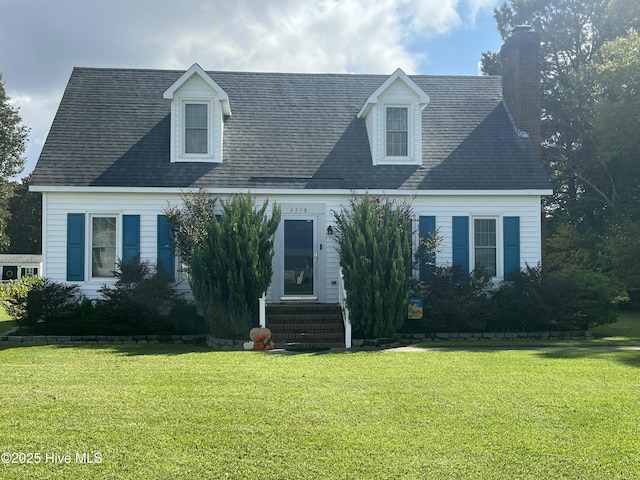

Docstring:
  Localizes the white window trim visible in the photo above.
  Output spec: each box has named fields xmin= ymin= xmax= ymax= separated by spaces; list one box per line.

xmin=170 ymin=96 xmax=223 ymax=164
xmin=183 ymin=102 xmax=209 ymax=156
xmin=175 ymin=98 xmax=222 ymax=162
xmin=88 ymin=213 xmax=121 ymax=282
xmin=377 ymin=103 xmax=421 ymax=166
xmin=385 ymin=105 xmax=410 ymax=159
xmin=470 ymin=215 xmax=503 ymax=280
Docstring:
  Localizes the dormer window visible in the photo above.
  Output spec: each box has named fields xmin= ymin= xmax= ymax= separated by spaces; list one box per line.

xmin=386 ymin=106 xmax=408 ymax=157
xmin=358 ymin=68 xmax=429 ymax=166
xmin=163 ymin=63 xmax=231 ymax=164
xmin=185 ymin=103 xmax=208 ymax=154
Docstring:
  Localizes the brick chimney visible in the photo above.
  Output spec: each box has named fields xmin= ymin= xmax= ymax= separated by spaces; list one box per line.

xmin=500 ymin=25 xmax=542 ymax=157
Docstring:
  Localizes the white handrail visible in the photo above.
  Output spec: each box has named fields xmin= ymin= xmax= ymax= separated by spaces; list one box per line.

xmin=258 ymin=293 xmax=266 ymax=328
xmin=338 ymin=266 xmax=352 ymax=348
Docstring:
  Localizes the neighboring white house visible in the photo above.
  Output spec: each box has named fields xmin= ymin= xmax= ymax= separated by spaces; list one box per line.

xmin=0 ymin=255 xmax=42 ymax=282
xmin=30 ymin=27 xmax=551 ymax=307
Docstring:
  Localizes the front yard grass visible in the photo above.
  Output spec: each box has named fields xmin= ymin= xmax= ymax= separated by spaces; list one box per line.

xmin=0 ymin=305 xmax=15 ymax=334
xmin=0 ymin=343 xmax=638 ymax=479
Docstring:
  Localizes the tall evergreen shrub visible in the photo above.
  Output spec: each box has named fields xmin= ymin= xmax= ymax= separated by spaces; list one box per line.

xmin=186 ymin=193 xmax=280 ymax=338
xmin=334 ymin=194 xmax=412 ymax=338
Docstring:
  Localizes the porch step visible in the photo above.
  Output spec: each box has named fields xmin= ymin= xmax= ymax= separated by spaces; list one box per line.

xmin=266 ymin=304 xmax=345 ymax=350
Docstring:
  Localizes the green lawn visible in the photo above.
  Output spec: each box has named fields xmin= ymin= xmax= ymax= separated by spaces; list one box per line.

xmin=0 ymin=343 xmax=638 ymax=479
xmin=0 ymin=305 xmax=15 ymax=334
xmin=591 ymin=310 xmax=640 ymax=340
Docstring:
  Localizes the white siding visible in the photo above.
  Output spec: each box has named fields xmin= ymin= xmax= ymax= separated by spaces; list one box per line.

xmin=43 ymin=191 xmax=544 ymax=301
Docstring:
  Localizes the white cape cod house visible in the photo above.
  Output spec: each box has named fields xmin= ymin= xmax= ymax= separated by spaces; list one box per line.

xmin=30 ymin=27 xmax=551 ymax=348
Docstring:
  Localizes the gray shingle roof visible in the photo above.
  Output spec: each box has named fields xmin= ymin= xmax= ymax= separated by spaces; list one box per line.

xmin=31 ymin=67 xmax=552 ymax=191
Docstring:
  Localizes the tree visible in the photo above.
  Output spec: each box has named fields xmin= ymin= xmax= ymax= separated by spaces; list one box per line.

xmin=164 ymin=188 xmax=217 ymax=262
xmin=0 ymin=180 xmax=12 ymax=251
xmin=165 ymin=192 xmax=281 ymax=338
xmin=482 ymin=1 xmax=640 ymax=228
xmin=6 ymin=174 xmax=41 ymax=253
xmin=590 ymin=29 xmax=640 ymax=220
xmin=0 ymin=73 xmax=29 ymax=179
xmin=0 ymin=73 xmax=30 ymax=252
xmin=334 ymin=194 xmax=413 ymax=339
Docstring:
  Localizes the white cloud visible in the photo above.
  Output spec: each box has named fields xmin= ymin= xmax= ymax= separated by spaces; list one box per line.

xmin=465 ymin=0 xmax=499 ymax=24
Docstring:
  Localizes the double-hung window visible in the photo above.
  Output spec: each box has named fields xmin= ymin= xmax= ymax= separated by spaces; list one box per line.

xmin=91 ymin=216 xmax=117 ymax=278
xmin=386 ymin=107 xmax=408 ymax=157
xmin=184 ymin=103 xmax=208 ymax=154
xmin=473 ymin=218 xmax=497 ymax=277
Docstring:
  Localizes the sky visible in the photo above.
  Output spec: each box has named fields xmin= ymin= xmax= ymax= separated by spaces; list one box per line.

xmin=0 ymin=0 xmax=504 ymax=177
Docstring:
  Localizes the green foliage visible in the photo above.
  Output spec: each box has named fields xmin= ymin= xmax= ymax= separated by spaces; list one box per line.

xmin=0 ymin=73 xmax=29 ymax=179
xmin=0 ymin=180 xmax=14 ymax=252
xmin=483 ymin=2 xmax=640 ymax=319
xmin=96 ymin=256 xmax=202 ymax=335
xmin=601 ymin=222 xmax=640 ymax=305
xmin=492 ymin=265 xmax=627 ymax=331
xmin=6 ymin=174 xmax=41 ymax=254
xmin=0 ymin=259 xmax=203 ymax=335
xmin=177 ymin=193 xmax=280 ymax=339
xmin=414 ymin=264 xmax=626 ymax=333
xmin=593 ymin=30 xmax=640 ymax=162
xmin=485 ymin=1 xmax=640 ymax=225
xmin=0 ymin=275 xmax=43 ymax=324
xmin=334 ymin=194 xmax=412 ymax=338
xmin=417 ymin=266 xmax=494 ymax=333
xmin=163 ymin=188 xmax=217 ymax=262
xmin=0 ymin=276 xmax=85 ymax=335
xmin=545 ymin=223 xmax=593 ymax=271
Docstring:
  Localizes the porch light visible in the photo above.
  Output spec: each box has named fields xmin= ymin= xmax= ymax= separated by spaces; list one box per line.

xmin=326 ymin=225 xmax=334 ymax=236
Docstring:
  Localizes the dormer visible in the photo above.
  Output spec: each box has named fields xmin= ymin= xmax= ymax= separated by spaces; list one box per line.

xmin=358 ymin=68 xmax=429 ymax=166
xmin=163 ymin=63 xmax=231 ymax=163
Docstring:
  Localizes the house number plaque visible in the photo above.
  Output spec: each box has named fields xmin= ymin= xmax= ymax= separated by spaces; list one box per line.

xmin=281 ymin=203 xmax=325 ymax=215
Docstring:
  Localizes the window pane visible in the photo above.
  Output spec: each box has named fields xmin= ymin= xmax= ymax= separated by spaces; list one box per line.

xmin=387 ymin=107 xmax=407 ymax=130
xmin=186 ymin=129 xmax=208 ymax=154
xmin=185 ymin=104 xmax=207 ymax=128
xmin=92 ymin=217 xmax=116 ymax=277
xmin=386 ymin=107 xmax=408 ymax=156
xmin=474 ymin=219 xmax=496 ymax=276
xmin=185 ymin=104 xmax=208 ymax=154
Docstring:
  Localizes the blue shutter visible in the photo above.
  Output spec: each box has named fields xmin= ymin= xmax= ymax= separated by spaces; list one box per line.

xmin=157 ymin=215 xmax=175 ymax=281
xmin=67 ymin=213 xmax=85 ymax=281
xmin=452 ymin=216 xmax=469 ymax=275
xmin=122 ymin=215 xmax=141 ymax=264
xmin=503 ymin=216 xmax=520 ymax=281
xmin=418 ymin=216 xmax=436 ymax=281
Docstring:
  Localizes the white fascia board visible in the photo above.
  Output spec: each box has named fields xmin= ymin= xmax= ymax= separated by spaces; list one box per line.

xmin=163 ymin=63 xmax=231 ymax=116
xmin=30 ymin=185 xmax=553 ymax=197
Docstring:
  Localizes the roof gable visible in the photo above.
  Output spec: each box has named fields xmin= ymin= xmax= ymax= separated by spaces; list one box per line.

xmin=357 ymin=68 xmax=430 ymax=119
xmin=163 ymin=63 xmax=231 ymax=116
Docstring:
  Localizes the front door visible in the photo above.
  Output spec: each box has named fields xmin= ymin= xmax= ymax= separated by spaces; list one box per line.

xmin=282 ymin=218 xmax=317 ymax=300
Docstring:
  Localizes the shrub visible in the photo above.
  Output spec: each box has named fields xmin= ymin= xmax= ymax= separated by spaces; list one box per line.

xmin=491 ymin=265 xmax=627 ymax=331
xmin=416 ymin=265 xmax=495 ymax=333
xmin=0 ymin=275 xmax=43 ymax=323
xmin=0 ymin=276 xmax=86 ymax=334
xmin=334 ymin=194 xmax=412 ymax=338
xmin=95 ymin=256 xmax=200 ymax=335
xmin=169 ymin=192 xmax=280 ymax=339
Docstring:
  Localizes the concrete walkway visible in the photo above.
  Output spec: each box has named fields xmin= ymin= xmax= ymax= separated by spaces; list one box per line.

xmin=383 ymin=345 xmax=640 ymax=352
